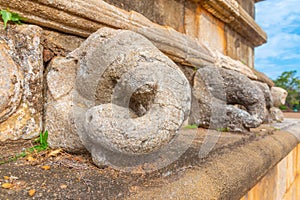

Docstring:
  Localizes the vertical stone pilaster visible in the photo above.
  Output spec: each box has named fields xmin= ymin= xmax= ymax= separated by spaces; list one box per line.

xmin=0 ymin=24 xmax=43 ymax=141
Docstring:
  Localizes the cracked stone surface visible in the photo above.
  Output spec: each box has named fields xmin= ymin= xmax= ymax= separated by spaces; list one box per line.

xmin=189 ymin=65 xmax=266 ymax=132
xmin=252 ymin=80 xmax=274 ymax=123
xmin=253 ymin=81 xmax=273 ymax=109
xmin=45 ymin=57 xmax=85 ymax=151
xmin=271 ymin=87 xmax=288 ymax=107
xmin=269 ymin=107 xmax=284 ymax=122
xmin=0 ymin=25 xmax=43 ymax=141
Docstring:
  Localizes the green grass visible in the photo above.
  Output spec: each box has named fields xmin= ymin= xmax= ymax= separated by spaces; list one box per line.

xmin=28 ymin=130 xmax=49 ymax=152
xmin=0 ymin=131 xmax=49 ymax=165
xmin=183 ymin=124 xmax=198 ymax=129
xmin=216 ymin=127 xmax=229 ymax=132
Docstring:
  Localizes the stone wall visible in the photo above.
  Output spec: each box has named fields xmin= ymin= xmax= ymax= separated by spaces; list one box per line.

xmin=241 ymin=143 xmax=300 ymax=200
xmin=236 ymin=0 xmax=255 ymax=18
xmin=103 ymin=0 xmax=264 ymax=67
xmin=103 ymin=0 xmax=186 ymax=33
xmin=0 ymin=0 xmax=266 ymax=69
xmin=0 ymin=22 xmax=84 ymax=142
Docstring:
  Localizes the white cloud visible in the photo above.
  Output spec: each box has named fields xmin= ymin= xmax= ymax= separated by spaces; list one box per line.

xmin=256 ymin=33 xmax=300 ymax=60
xmin=256 ymin=0 xmax=300 ymax=33
xmin=255 ymin=0 xmax=300 ymax=79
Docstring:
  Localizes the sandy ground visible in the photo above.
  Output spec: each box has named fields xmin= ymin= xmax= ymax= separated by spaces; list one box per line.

xmin=283 ymin=112 xmax=300 ymax=119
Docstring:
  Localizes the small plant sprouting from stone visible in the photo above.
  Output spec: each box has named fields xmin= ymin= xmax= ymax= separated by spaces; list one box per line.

xmin=216 ymin=127 xmax=229 ymax=132
xmin=271 ymin=126 xmax=281 ymax=131
xmin=29 ymin=130 xmax=49 ymax=152
xmin=183 ymin=124 xmax=198 ymax=129
xmin=0 ymin=9 xmax=23 ymax=29
xmin=0 ymin=131 xmax=49 ymax=165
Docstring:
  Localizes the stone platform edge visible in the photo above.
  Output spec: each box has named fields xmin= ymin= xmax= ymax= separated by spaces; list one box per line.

xmin=127 ymin=121 xmax=300 ymax=200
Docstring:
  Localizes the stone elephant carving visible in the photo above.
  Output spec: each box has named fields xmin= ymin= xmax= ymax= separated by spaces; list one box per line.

xmin=189 ymin=65 xmax=266 ymax=132
xmin=46 ymin=28 xmax=191 ymax=167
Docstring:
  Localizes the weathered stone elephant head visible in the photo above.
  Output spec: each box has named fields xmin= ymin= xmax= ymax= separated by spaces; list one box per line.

xmin=46 ymin=28 xmax=191 ymax=167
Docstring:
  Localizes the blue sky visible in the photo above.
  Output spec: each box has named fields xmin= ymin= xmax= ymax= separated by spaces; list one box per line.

xmin=255 ymin=0 xmax=300 ymax=80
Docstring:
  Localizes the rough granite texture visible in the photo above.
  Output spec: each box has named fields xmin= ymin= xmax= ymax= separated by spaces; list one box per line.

xmin=41 ymin=30 xmax=84 ymax=62
xmin=189 ymin=65 xmax=266 ymax=132
xmin=252 ymin=80 xmax=273 ymax=123
xmin=0 ymin=24 xmax=43 ymax=141
xmin=45 ymin=57 xmax=85 ymax=151
xmin=253 ymin=80 xmax=273 ymax=109
xmin=0 ymin=42 xmax=23 ymax=123
xmin=271 ymin=86 xmax=288 ymax=107
xmin=46 ymin=28 xmax=191 ymax=168
xmin=269 ymin=107 xmax=284 ymax=122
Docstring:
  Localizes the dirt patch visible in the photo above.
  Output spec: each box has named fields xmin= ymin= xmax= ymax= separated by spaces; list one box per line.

xmin=0 ymin=143 xmax=144 ymax=199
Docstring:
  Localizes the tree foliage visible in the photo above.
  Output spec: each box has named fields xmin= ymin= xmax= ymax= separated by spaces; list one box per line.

xmin=273 ymin=70 xmax=300 ymax=109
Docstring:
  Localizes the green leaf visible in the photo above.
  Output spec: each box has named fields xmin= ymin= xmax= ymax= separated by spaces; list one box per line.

xmin=39 ymin=132 xmax=44 ymax=144
xmin=11 ymin=12 xmax=22 ymax=22
xmin=40 ymin=131 xmax=48 ymax=148
xmin=0 ymin=10 xmax=23 ymax=29
xmin=36 ymin=130 xmax=49 ymax=150
xmin=17 ymin=152 xmax=27 ymax=158
xmin=43 ymin=131 xmax=48 ymax=146
xmin=0 ymin=10 xmax=12 ymax=28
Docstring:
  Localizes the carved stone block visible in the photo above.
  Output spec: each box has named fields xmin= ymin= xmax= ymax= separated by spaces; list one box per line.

xmin=46 ymin=28 xmax=191 ymax=167
xmin=252 ymin=81 xmax=273 ymax=109
xmin=269 ymin=107 xmax=284 ymax=123
xmin=45 ymin=57 xmax=85 ymax=151
xmin=271 ymin=87 xmax=288 ymax=107
xmin=0 ymin=25 xmax=43 ymax=141
xmin=189 ymin=65 xmax=265 ymax=132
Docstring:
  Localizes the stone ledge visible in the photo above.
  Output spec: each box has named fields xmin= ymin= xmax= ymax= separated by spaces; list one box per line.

xmin=127 ymin=125 xmax=299 ymax=200
xmin=195 ymin=0 xmax=267 ymax=46
xmin=273 ymin=119 xmax=300 ymax=141
xmin=0 ymin=0 xmax=265 ymax=81
xmin=0 ymin=0 xmax=214 ymax=66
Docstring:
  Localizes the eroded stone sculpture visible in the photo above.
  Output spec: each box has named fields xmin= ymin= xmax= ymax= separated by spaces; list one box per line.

xmin=189 ymin=66 xmax=266 ymax=132
xmin=268 ymin=87 xmax=288 ymax=122
xmin=45 ymin=57 xmax=85 ymax=151
xmin=269 ymin=107 xmax=284 ymax=122
xmin=271 ymin=87 xmax=288 ymax=107
xmin=252 ymin=81 xmax=273 ymax=123
xmin=253 ymin=81 xmax=273 ymax=109
xmin=0 ymin=25 xmax=43 ymax=141
xmin=46 ymin=28 xmax=191 ymax=166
